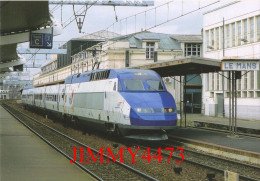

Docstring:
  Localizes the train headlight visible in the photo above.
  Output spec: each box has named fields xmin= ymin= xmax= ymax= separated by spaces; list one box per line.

xmin=163 ymin=108 xmax=176 ymax=113
xmin=136 ymin=108 xmax=142 ymax=113
xmin=135 ymin=108 xmax=153 ymax=113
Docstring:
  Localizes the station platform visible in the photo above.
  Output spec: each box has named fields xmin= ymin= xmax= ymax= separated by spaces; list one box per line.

xmin=0 ymin=105 xmax=96 ymax=181
xmin=184 ymin=113 xmax=260 ymax=130
xmin=169 ymin=127 xmax=260 ymax=153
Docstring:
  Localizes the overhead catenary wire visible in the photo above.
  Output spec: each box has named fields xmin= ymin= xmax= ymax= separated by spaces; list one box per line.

xmin=54 ymin=0 xmax=99 ymax=30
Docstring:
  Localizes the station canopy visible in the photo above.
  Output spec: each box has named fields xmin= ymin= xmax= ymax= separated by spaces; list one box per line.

xmin=130 ymin=56 xmax=221 ymax=77
xmin=0 ymin=1 xmax=51 ymax=68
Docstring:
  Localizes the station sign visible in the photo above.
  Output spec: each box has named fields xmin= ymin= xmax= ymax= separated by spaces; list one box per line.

xmin=221 ymin=59 xmax=259 ymax=71
xmin=30 ymin=33 xmax=53 ymax=49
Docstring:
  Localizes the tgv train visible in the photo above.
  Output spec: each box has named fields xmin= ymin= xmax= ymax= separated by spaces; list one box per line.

xmin=22 ymin=69 xmax=177 ymax=140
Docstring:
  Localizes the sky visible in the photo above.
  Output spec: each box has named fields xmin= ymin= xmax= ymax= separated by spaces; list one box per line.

xmin=51 ymin=0 xmax=225 ymax=42
xmin=24 ymin=0 xmax=235 ymax=77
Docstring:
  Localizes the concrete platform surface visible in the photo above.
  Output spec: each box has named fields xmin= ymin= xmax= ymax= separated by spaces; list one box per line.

xmin=0 ymin=106 xmax=96 ymax=181
xmin=169 ymin=128 xmax=260 ymax=153
xmin=184 ymin=113 xmax=260 ymax=130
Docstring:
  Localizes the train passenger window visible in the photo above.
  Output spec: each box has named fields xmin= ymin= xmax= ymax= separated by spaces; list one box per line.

xmin=147 ymin=80 xmax=164 ymax=91
xmin=97 ymin=72 xmax=101 ymax=80
xmin=101 ymin=72 xmax=104 ymax=79
xmin=90 ymin=73 xmax=94 ymax=81
xmin=93 ymin=73 xmax=97 ymax=80
xmin=124 ymin=80 xmax=145 ymax=91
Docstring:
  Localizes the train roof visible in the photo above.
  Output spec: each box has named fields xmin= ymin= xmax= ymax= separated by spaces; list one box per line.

xmin=65 ymin=69 xmax=160 ymax=84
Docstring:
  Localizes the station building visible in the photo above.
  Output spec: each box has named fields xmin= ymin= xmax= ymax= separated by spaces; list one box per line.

xmin=202 ymin=1 xmax=260 ymax=120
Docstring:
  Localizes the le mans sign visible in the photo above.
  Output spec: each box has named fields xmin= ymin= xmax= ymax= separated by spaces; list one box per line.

xmin=30 ymin=32 xmax=53 ymax=49
xmin=221 ymin=59 xmax=260 ymax=71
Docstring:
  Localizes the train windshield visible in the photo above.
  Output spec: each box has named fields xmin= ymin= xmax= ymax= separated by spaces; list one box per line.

xmin=147 ymin=80 xmax=164 ymax=91
xmin=124 ymin=80 xmax=145 ymax=91
xmin=123 ymin=80 xmax=165 ymax=91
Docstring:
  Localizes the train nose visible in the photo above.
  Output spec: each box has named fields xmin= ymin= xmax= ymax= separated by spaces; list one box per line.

xmin=119 ymin=91 xmax=177 ymax=126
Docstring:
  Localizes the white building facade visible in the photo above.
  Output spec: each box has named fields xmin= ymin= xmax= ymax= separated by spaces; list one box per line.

xmin=202 ymin=1 xmax=260 ymax=120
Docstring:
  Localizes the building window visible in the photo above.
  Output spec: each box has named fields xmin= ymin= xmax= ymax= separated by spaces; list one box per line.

xmin=211 ymin=29 xmax=214 ymax=48
xmin=220 ymin=26 xmax=223 ymax=49
xmin=209 ymin=73 xmax=214 ymax=91
xmin=243 ymin=71 xmax=247 ymax=90
xmin=237 ymin=21 xmax=241 ymax=45
xmin=226 ymin=25 xmax=230 ymax=48
xmin=232 ymin=23 xmax=236 ymax=46
xmin=216 ymin=27 xmax=219 ymax=49
xmin=206 ymin=30 xmax=209 ymax=51
xmin=243 ymin=19 xmax=247 ymax=43
xmin=250 ymin=71 xmax=254 ymax=90
xmin=250 ymin=17 xmax=254 ymax=42
xmin=216 ymin=73 xmax=219 ymax=90
xmin=146 ymin=42 xmax=155 ymax=59
xmin=257 ymin=16 xmax=260 ymax=41
xmin=185 ymin=43 xmax=201 ymax=57
xmin=237 ymin=78 xmax=241 ymax=90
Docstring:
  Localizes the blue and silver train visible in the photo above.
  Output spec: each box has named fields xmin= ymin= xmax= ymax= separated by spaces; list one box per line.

xmin=22 ymin=69 xmax=177 ymax=140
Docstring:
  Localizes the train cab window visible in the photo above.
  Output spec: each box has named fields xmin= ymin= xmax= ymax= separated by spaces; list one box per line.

xmin=147 ymin=80 xmax=164 ymax=91
xmin=118 ymin=81 xmax=122 ymax=91
xmin=124 ymin=80 xmax=145 ymax=91
xmin=113 ymin=82 xmax=116 ymax=91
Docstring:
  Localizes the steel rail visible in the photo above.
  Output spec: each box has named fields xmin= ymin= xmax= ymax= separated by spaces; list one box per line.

xmin=168 ymin=136 xmax=260 ymax=170
xmin=2 ymin=104 xmax=102 ymax=181
xmin=3 ymin=104 xmax=158 ymax=181
xmin=165 ymin=138 xmax=259 ymax=181
xmin=143 ymin=145 xmax=259 ymax=181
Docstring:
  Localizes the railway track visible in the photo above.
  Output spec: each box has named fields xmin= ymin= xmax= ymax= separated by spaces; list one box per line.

xmin=3 ymin=101 xmax=259 ymax=181
xmin=2 ymin=103 xmax=158 ymax=181
xmin=164 ymin=137 xmax=260 ymax=181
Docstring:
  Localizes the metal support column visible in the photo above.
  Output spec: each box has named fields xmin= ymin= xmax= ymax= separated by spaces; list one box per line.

xmin=231 ymin=71 xmax=235 ymax=134
xmin=222 ymin=18 xmax=225 ymax=117
xmin=184 ymin=74 xmax=187 ymax=128
xmin=180 ymin=76 xmax=182 ymax=127
xmin=229 ymin=71 xmax=231 ymax=131
xmin=235 ymin=75 xmax=237 ymax=134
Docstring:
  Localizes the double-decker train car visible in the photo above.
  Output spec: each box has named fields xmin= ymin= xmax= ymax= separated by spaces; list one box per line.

xmin=22 ymin=69 xmax=177 ymax=140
